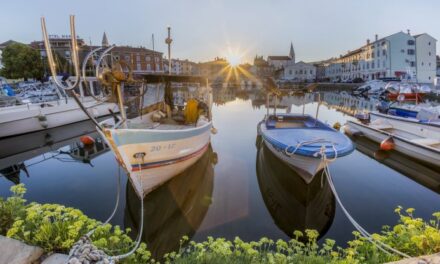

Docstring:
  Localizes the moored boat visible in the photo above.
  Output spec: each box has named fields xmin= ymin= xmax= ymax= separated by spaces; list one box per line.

xmin=258 ymin=113 xmax=354 ymax=183
xmin=98 ymin=75 xmax=214 ymax=198
xmin=345 ymin=118 xmax=440 ymax=167
xmin=0 ymin=96 xmax=118 ymax=138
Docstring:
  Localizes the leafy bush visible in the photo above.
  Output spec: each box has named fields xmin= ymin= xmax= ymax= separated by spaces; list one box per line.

xmin=1 ymin=184 xmax=440 ymax=263
xmin=0 ymin=184 xmax=27 ymax=235
xmin=2 ymin=184 xmax=152 ymax=263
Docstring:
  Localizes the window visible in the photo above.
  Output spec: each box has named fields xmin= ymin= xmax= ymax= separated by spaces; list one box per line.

xmin=401 ymin=49 xmax=405 ymax=53
xmin=289 ymin=70 xmax=292 ymax=75
xmin=372 ymin=62 xmax=375 ymax=69
xmin=410 ymin=61 xmax=415 ymax=67
xmin=382 ymin=50 xmax=386 ymax=56
xmin=422 ymin=62 xmax=424 ymax=66
xmin=137 ymin=63 xmax=141 ymax=70
xmin=147 ymin=64 xmax=151 ymax=71
xmin=377 ymin=50 xmax=380 ymax=57
xmin=429 ymin=52 xmax=432 ymax=56
xmin=371 ymin=52 xmax=375 ymax=58
xmin=407 ymin=40 xmax=415 ymax=45
xmin=146 ymin=56 xmax=151 ymax=61
xmin=407 ymin=49 xmax=415 ymax=55
xmin=429 ymin=42 xmax=431 ymax=45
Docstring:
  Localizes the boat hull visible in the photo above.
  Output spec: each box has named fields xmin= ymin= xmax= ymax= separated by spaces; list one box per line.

xmin=347 ymin=121 xmax=440 ymax=166
xmin=0 ymin=98 xmax=118 ymax=138
xmin=100 ymin=121 xmax=212 ymax=198
xmin=264 ymin=140 xmax=325 ymax=183
xmin=370 ymin=112 xmax=440 ymax=135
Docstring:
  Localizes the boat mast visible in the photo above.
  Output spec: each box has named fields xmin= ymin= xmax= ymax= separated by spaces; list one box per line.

xmin=165 ymin=26 xmax=172 ymax=75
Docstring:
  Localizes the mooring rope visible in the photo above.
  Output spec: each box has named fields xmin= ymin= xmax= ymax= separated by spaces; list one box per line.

xmin=320 ymin=147 xmax=411 ymax=259
xmin=66 ymin=156 xmax=146 ymax=263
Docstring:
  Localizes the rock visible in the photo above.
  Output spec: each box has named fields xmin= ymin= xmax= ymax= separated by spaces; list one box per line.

xmin=0 ymin=235 xmax=44 ymax=264
xmin=42 ymin=254 xmax=69 ymax=264
xmin=387 ymin=253 xmax=440 ymax=264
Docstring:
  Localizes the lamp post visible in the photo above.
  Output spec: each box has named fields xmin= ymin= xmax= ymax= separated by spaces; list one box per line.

xmin=165 ymin=26 xmax=172 ymax=75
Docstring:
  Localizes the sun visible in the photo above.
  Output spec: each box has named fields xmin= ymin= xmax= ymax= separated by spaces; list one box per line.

xmin=226 ymin=54 xmax=241 ymax=67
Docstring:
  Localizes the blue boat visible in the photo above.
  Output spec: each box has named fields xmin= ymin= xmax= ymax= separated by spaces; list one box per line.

xmin=258 ymin=113 xmax=354 ymax=183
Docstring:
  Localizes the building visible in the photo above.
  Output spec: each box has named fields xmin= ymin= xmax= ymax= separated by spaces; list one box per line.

xmin=198 ymin=57 xmax=229 ymax=81
xmin=163 ymin=59 xmax=199 ymax=75
xmin=325 ymin=31 xmax=437 ymax=84
xmin=269 ymin=43 xmax=316 ymax=82
xmin=110 ymin=46 xmax=163 ymax=73
xmin=30 ymin=35 xmax=88 ymax=64
xmin=30 ymin=33 xmax=164 ymax=74
xmin=283 ymin=61 xmax=316 ymax=82
xmin=251 ymin=55 xmax=273 ymax=78
xmin=267 ymin=43 xmax=295 ymax=69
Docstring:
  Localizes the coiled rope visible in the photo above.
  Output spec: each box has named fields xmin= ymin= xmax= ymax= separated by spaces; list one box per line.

xmin=67 ymin=156 xmax=145 ymax=264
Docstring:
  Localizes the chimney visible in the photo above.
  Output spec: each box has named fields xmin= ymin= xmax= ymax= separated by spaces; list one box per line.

xmin=375 ymin=34 xmax=378 ymax=41
xmin=367 ymin=39 xmax=370 ymax=45
xmin=407 ymin=29 xmax=411 ymax=35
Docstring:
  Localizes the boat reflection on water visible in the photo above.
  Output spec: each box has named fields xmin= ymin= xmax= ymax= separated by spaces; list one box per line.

xmin=256 ymin=137 xmax=335 ymax=240
xmin=0 ymin=119 xmax=110 ymax=184
xmin=124 ymin=145 xmax=217 ymax=259
xmin=350 ymin=135 xmax=440 ymax=194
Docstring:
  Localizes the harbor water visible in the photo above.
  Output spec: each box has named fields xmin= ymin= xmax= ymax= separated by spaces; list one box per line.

xmin=1 ymin=89 xmax=440 ymax=258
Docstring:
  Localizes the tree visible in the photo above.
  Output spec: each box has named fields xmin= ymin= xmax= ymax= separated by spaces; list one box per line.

xmin=0 ymin=43 xmax=44 ymax=80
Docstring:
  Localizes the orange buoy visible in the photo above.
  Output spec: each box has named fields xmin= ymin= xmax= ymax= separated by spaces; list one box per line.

xmin=80 ymin=136 xmax=95 ymax=146
xmin=380 ymin=136 xmax=395 ymax=151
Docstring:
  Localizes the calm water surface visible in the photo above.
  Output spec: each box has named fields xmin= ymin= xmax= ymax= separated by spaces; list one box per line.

xmin=1 ymin=90 xmax=440 ymax=258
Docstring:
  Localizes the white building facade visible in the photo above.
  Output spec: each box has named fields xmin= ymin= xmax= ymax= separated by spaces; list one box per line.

xmin=325 ymin=31 xmax=437 ymax=84
xmin=283 ymin=61 xmax=316 ymax=82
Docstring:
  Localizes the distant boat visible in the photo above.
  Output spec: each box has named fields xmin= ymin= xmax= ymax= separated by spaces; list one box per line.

xmin=258 ymin=113 xmax=354 ymax=183
xmin=256 ymin=142 xmax=335 ymax=239
xmin=345 ymin=116 xmax=440 ymax=167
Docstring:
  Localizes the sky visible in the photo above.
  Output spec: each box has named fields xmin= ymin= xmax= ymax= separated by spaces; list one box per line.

xmin=0 ymin=0 xmax=439 ymax=63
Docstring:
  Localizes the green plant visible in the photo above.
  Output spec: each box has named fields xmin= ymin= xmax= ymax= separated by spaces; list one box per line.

xmin=0 ymin=184 xmax=27 ymax=235
xmin=1 ymin=184 xmax=152 ymax=263
xmin=1 ymin=184 xmax=440 ymax=263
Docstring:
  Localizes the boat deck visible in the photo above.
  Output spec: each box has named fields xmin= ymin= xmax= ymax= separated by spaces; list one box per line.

xmin=127 ymin=118 xmax=196 ymax=130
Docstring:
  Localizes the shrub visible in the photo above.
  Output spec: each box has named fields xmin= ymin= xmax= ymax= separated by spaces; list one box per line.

xmin=1 ymin=185 xmax=440 ymax=263
xmin=1 ymin=184 xmax=152 ymax=263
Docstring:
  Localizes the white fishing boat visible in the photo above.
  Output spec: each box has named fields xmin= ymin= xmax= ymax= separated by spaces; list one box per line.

xmin=98 ymin=75 xmax=213 ymax=198
xmin=345 ymin=118 xmax=440 ymax=167
xmin=0 ymin=94 xmax=119 ymax=138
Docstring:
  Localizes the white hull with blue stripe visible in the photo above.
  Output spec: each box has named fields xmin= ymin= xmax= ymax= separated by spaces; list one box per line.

xmin=258 ymin=114 xmax=354 ymax=183
xmin=99 ymin=113 xmax=212 ymax=198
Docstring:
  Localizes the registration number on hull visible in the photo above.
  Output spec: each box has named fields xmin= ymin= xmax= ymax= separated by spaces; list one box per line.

xmin=150 ymin=143 xmax=177 ymax=153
